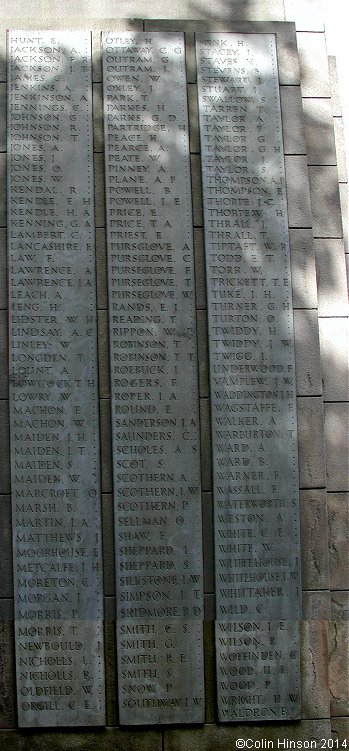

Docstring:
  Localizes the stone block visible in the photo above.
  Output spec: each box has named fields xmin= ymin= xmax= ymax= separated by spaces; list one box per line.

xmin=284 ymin=156 xmax=312 ymax=228
xmin=191 ymin=154 xmax=203 ymax=227
xmin=280 ymin=86 xmax=306 ymax=155
xmin=199 ymin=398 xmax=212 ymax=492
xmin=93 ymin=82 xmax=104 ymax=152
xmin=284 ymin=0 xmax=326 ymax=31
xmin=0 ymin=622 xmax=16 ymax=728
xmin=289 ymin=229 xmax=318 ymax=309
xmin=308 ymin=166 xmax=343 ymax=238
xmin=319 ymin=318 xmax=349 ymax=402
xmin=92 ymin=30 xmax=102 ymax=83
xmin=96 ymin=228 xmax=108 ymax=310
xmin=0 ymin=83 xmax=5 ymax=151
xmin=328 ymin=56 xmax=342 ymax=117
xmin=193 ymin=228 xmax=206 ymax=310
xmin=0 ymin=496 xmax=12 ymax=599
xmin=188 ymin=84 xmax=199 ymax=153
xmin=324 ymin=402 xmax=349 ymax=491
xmin=302 ymin=590 xmax=331 ymax=621
xmin=294 ymin=309 xmax=322 ymax=395
xmin=339 ymin=184 xmax=348 ymax=253
xmin=301 ymin=620 xmax=330 ymax=719
xmin=0 ymin=732 xmax=22 ymax=751
xmin=185 ymin=32 xmax=196 ymax=84
xmin=203 ymin=620 xmax=215 ymax=723
xmin=94 ymin=152 xmax=106 ymax=228
xmin=332 ymin=718 xmax=349 ymax=746
xmin=331 ymin=591 xmax=349 ymax=621
xmin=329 ymin=619 xmax=349 ymax=716
xmin=0 ymin=401 xmax=9 ymax=495
xmin=202 ymin=492 xmax=214 ymax=594
xmin=314 ymin=238 xmax=349 ymax=317
xmin=300 ymin=489 xmax=330 ymax=590
xmin=297 ymin=31 xmax=331 ymax=97
xmin=0 ymin=601 xmax=13 ymax=621
xmin=102 ymin=493 xmax=115 ymax=598
xmin=328 ymin=493 xmax=349 ymax=590
xmin=100 ymin=398 xmax=112 ymax=494
xmin=196 ymin=309 xmax=209 ymax=398
xmin=104 ymin=621 xmax=117 ymax=727
xmin=0 ymin=28 xmax=6 ymax=82
xmin=97 ymin=308 xmax=110 ymax=399
xmin=333 ymin=117 xmax=348 ymax=183
xmin=0 ymin=309 xmax=8 ymax=399
xmin=104 ymin=596 xmax=115 ymax=623
xmin=0 ymin=153 xmax=5 ymax=227
xmin=302 ymin=98 xmax=337 ymax=165
xmin=297 ymin=397 xmax=326 ymax=488
xmin=20 ymin=728 xmax=162 ymax=751
xmin=164 ymin=721 xmax=332 ymax=750
xmin=0 ymin=229 xmax=6 ymax=309
xmin=204 ymin=594 xmax=214 ymax=622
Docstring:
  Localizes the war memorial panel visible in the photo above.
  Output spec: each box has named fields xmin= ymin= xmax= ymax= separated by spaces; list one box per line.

xmin=8 ymin=31 xmax=105 ymax=727
xmin=196 ymin=33 xmax=301 ymax=721
xmin=102 ymin=32 xmax=204 ymax=724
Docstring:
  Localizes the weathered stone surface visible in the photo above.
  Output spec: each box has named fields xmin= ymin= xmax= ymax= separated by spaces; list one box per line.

xmin=328 ymin=56 xmax=343 ymax=117
xmin=294 ymin=309 xmax=322 ymax=395
xmin=297 ymin=31 xmax=331 ymax=97
xmin=0 ymin=623 xmax=16 ymax=728
xmin=329 ymin=620 xmax=349 ymax=716
xmin=8 ymin=30 xmax=105 ymax=727
xmin=0 ymin=309 xmax=8 ymax=398
xmin=332 ymin=718 xmax=349 ymax=746
xmin=280 ymin=86 xmax=306 ymax=155
xmin=200 ymin=399 xmax=212 ymax=492
xmin=0 ymin=83 xmax=5 ymax=151
xmin=0 ymin=496 xmax=12 ymax=599
xmin=194 ymin=229 xmax=207 ymax=310
xmin=333 ymin=117 xmax=348 ymax=183
xmin=20 ymin=729 xmax=162 ymax=751
xmin=331 ymin=591 xmax=349 ymax=621
xmin=188 ymin=84 xmax=199 ymax=153
xmin=301 ymin=620 xmax=330 ymax=719
xmin=339 ymin=184 xmax=348 ymax=253
xmin=94 ymin=151 xmax=106 ymax=227
xmin=202 ymin=492 xmax=214 ymax=594
xmin=100 ymin=398 xmax=112 ymax=494
xmin=191 ymin=153 xmax=203 ymax=226
xmin=324 ymin=403 xmax=349 ymax=491
xmin=98 ymin=308 xmax=110 ymax=398
xmin=289 ymin=229 xmax=317 ymax=309
xmin=302 ymin=590 xmax=331 ymax=621
xmin=102 ymin=494 xmax=115 ymax=598
xmin=164 ymin=720 xmax=333 ymax=749
xmin=284 ymin=155 xmax=312 ymax=228
xmin=0 ymin=229 xmax=6 ymax=308
xmin=302 ymin=98 xmax=337 ymax=166
xmin=203 ymin=620 xmax=215 ymax=724
xmin=93 ymin=82 xmax=104 ymax=152
xmin=0 ymin=154 xmax=5 ymax=227
xmin=297 ymin=397 xmax=326 ymax=488
xmin=328 ymin=493 xmax=349 ymax=590
xmin=0 ymin=401 xmax=10 ymax=495
xmin=300 ymin=489 xmax=330 ymax=590
xmin=319 ymin=318 xmax=349 ymax=402
xmin=196 ymin=309 xmax=209 ymax=398
xmin=104 ymin=621 xmax=117 ymax=727
xmin=315 ymin=238 xmax=349 ymax=317
xmin=96 ymin=228 xmax=108 ymax=310
xmin=103 ymin=31 xmax=204 ymax=724
xmin=308 ymin=166 xmax=343 ymax=238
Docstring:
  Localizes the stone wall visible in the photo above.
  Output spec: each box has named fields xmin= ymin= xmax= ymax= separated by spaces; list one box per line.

xmin=0 ymin=1 xmax=348 ymax=747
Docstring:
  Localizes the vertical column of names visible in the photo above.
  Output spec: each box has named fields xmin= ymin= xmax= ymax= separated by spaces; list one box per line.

xmin=196 ymin=33 xmax=301 ymax=721
xmin=8 ymin=31 xmax=105 ymax=727
xmin=102 ymin=32 xmax=204 ymax=724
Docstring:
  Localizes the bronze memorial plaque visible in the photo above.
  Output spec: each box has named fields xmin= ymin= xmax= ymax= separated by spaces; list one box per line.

xmin=196 ymin=33 xmax=301 ymax=721
xmin=8 ymin=31 xmax=105 ymax=727
xmin=103 ymin=31 xmax=204 ymax=724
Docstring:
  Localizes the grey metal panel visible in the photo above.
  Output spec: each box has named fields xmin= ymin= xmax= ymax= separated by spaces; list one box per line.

xmin=102 ymin=32 xmax=204 ymax=724
xmin=196 ymin=32 xmax=301 ymax=721
xmin=8 ymin=30 xmax=105 ymax=727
